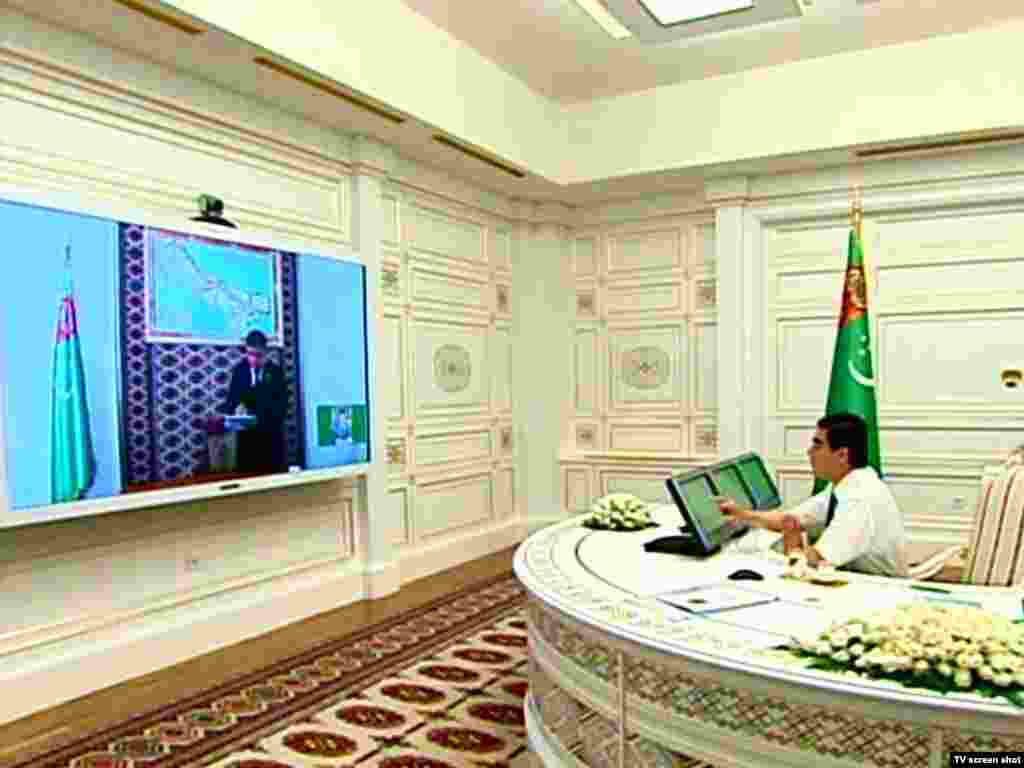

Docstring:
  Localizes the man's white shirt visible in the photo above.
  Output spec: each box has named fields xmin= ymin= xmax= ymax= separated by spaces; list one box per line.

xmin=790 ymin=467 xmax=908 ymax=578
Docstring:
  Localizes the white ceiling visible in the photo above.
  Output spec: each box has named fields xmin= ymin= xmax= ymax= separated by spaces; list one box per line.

xmin=7 ymin=0 xmax=1024 ymax=206
xmin=399 ymin=0 xmax=1024 ymax=103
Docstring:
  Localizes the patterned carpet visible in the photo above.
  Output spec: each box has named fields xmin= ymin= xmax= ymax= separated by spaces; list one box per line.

xmin=12 ymin=574 xmax=528 ymax=768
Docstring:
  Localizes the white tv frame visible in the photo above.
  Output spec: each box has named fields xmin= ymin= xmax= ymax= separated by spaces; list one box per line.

xmin=0 ymin=183 xmax=374 ymax=530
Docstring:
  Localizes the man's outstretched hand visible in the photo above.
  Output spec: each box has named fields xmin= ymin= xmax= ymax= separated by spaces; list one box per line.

xmin=716 ymin=497 xmax=752 ymax=523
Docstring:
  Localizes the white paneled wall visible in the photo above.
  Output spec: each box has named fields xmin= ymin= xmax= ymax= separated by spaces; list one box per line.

xmin=378 ymin=186 xmax=519 ymax=579
xmin=0 ymin=20 xmax=364 ymax=723
xmin=757 ymin=163 xmax=1024 ymax=562
xmin=10 ymin=0 xmax=1024 ymax=730
xmin=0 ymin=10 xmax=522 ymax=724
xmin=560 ymin=207 xmax=717 ymax=514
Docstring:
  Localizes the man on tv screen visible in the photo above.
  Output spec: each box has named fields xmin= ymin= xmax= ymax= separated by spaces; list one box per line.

xmin=219 ymin=330 xmax=287 ymax=475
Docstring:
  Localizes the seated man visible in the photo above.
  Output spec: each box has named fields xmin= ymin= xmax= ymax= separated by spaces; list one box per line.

xmin=718 ymin=412 xmax=908 ymax=577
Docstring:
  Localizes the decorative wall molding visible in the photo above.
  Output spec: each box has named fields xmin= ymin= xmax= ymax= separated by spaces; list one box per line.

xmin=704 ymin=175 xmax=750 ymax=204
xmin=0 ymin=544 xmax=355 ymax=661
xmin=391 ymin=155 xmax=520 ymax=222
xmin=351 ymin=135 xmax=396 ymax=181
xmin=500 ymin=425 xmax=515 ymax=455
xmin=0 ymin=14 xmax=521 ymax=722
xmin=562 ymin=213 xmax=717 ymax=514
xmin=695 ymin=278 xmax=717 ymax=310
xmin=754 ymin=162 xmax=1024 ymax=555
xmin=576 ymin=290 xmax=597 ymax=318
xmin=386 ymin=438 xmax=407 ymax=468
xmin=695 ymin=422 xmax=719 ymax=452
xmin=0 ymin=45 xmax=352 ymax=244
xmin=746 ymin=142 xmax=1024 ymax=203
xmin=378 ymin=186 xmax=519 ymax=562
xmin=0 ymin=556 xmax=368 ymax=726
xmin=381 ymin=263 xmax=401 ymax=296
xmin=571 ymin=190 xmax=709 ymax=228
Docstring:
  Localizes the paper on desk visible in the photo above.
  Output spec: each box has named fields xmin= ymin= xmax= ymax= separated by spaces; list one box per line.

xmin=685 ymin=614 xmax=795 ymax=650
xmin=657 ymin=584 xmax=779 ymax=614
xmin=707 ymin=599 xmax=839 ymax=642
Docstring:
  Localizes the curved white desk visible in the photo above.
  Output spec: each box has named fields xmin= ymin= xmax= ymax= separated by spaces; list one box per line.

xmin=514 ymin=507 xmax=1024 ymax=768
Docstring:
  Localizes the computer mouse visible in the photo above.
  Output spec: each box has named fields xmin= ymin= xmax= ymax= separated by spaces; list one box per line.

xmin=728 ymin=568 xmax=764 ymax=581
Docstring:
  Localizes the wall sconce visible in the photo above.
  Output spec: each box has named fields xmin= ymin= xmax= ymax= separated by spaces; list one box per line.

xmin=1001 ymin=368 xmax=1022 ymax=390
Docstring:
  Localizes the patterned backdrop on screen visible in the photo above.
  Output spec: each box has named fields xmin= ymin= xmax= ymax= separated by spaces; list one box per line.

xmin=119 ymin=224 xmax=304 ymax=484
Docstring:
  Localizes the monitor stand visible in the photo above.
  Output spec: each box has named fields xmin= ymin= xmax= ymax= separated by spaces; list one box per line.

xmin=643 ymin=528 xmax=708 ymax=556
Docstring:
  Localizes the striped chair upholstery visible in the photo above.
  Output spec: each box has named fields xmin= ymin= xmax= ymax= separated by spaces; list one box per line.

xmin=907 ymin=464 xmax=1001 ymax=583
xmin=963 ymin=462 xmax=1024 ymax=587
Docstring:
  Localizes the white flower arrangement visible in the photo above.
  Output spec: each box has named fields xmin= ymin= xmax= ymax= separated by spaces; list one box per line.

xmin=582 ymin=493 xmax=656 ymax=531
xmin=791 ymin=602 xmax=1024 ymax=707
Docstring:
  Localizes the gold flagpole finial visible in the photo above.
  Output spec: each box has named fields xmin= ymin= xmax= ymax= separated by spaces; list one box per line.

xmin=851 ymin=189 xmax=863 ymax=239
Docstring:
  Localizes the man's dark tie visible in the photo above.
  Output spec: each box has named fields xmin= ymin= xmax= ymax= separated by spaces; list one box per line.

xmin=826 ymin=492 xmax=838 ymax=527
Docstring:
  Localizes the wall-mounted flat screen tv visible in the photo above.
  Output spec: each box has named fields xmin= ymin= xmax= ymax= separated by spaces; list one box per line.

xmin=0 ymin=192 xmax=371 ymax=529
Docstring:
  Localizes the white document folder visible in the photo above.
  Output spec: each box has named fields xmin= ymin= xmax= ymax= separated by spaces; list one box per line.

xmin=657 ymin=583 xmax=779 ymax=614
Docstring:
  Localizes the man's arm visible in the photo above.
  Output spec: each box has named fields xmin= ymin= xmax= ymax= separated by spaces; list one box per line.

xmin=719 ymin=490 xmax=829 ymax=535
xmin=220 ymin=365 xmax=243 ymax=415
xmin=807 ymin=496 xmax=873 ymax=568
xmin=717 ymin=500 xmax=789 ymax=532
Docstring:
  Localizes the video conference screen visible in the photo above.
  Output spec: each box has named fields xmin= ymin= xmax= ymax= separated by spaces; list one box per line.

xmin=0 ymin=195 xmax=370 ymax=527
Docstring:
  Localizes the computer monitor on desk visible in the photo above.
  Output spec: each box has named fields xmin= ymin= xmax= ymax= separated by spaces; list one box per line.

xmin=645 ymin=453 xmax=780 ymax=557
xmin=736 ymin=453 xmax=782 ymax=510
xmin=664 ymin=472 xmax=751 ymax=555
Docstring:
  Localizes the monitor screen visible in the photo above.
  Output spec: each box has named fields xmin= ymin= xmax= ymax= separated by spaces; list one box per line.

xmin=676 ymin=474 xmax=727 ymax=536
xmin=710 ymin=465 xmax=754 ymax=509
xmin=0 ymin=195 xmax=371 ymax=528
xmin=736 ymin=455 xmax=780 ymax=509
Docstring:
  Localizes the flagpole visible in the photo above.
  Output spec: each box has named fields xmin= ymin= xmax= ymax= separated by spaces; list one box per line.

xmin=851 ymin=190 xmax=863 ymax=240
xmin=851 ymin=188 xmax=873 ymax=299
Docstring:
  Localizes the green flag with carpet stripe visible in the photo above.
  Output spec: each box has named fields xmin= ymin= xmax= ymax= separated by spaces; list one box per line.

xmin=813 ymin=229 xmax=882 ymax=494
xmin=51 ymin=246 xmax=96 ymax=503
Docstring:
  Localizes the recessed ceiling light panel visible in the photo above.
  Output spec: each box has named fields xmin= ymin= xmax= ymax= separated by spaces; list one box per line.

xmin=639 ymin=0 xmax=755 ymax=26
xmin=604 ymin=0 xmax=799 ymax=44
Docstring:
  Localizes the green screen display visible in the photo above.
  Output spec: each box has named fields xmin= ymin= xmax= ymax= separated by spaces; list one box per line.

xmin=678 ymin=475 xmax=726 ymax=534
xmin=711 ymin=466 xmax=754 ymax=508
xmin=317 ymin=404 xmax=368 ymax=447
xmin=737 ymin=457 xmax=778 ymax=507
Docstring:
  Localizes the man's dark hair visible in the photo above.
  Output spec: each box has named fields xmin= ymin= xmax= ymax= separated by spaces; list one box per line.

xmin=244 ymin=330 xmax=268 ymax=350
xmin=817 ymin=412 xmax=868 ymax=469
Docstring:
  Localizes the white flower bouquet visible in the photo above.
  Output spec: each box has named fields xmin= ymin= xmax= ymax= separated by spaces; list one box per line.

xmin=582 ymin=493 xmax=657 ymax=531
xmin=789 ymin=602 xmax=1024 ymax=707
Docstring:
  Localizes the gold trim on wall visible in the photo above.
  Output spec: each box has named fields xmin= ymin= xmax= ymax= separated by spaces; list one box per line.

xmin=112 ymin=0 xmax=205 ymax=35
xmin=254 ymin=57 xmax=406 ymax=125
xmin=432 ymin=135 xmax=526 ymax=178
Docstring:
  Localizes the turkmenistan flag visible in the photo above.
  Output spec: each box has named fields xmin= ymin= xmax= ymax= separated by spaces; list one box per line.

xmin=813 ymin=229 xmax=882 ymax=494
xmin=350 ymin=404 xmax=368 ymax=444
xmin=51 ymin=247 xmax=95 ymax=503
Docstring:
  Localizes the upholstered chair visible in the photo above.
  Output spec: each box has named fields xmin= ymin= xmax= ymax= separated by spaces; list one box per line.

xmin=961 ymin=459 xmax=1024 ymax=587
xmin=909 ymin=456 xmax=1024 ymax=586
